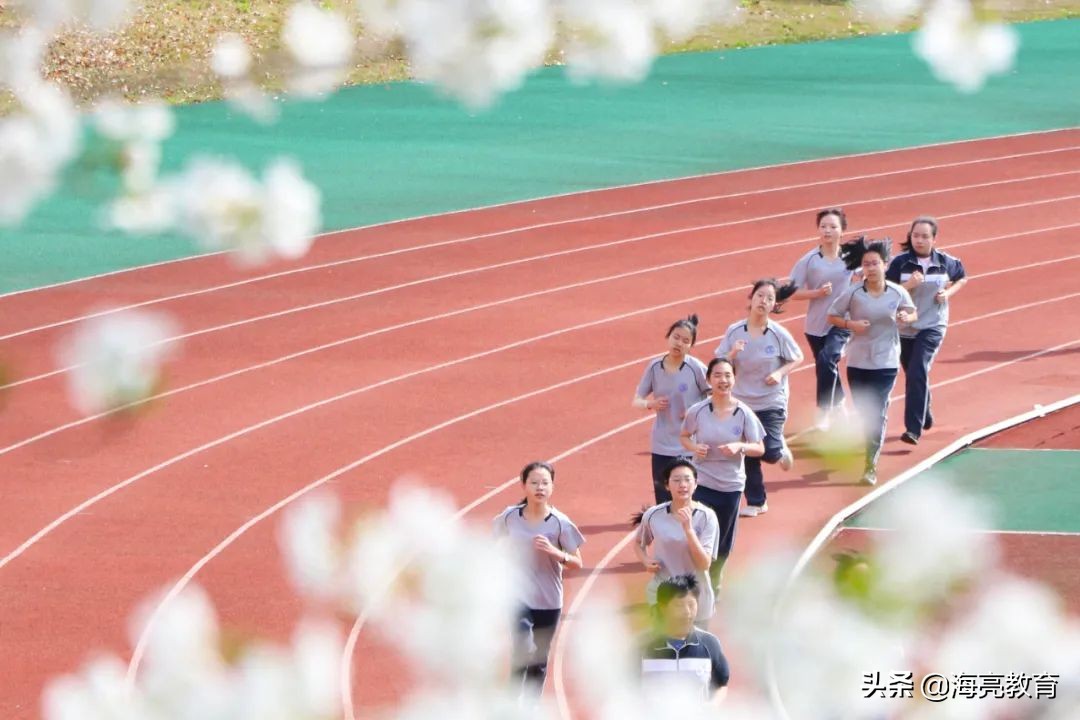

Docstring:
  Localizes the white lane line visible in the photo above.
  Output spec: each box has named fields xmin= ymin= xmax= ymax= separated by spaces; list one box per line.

xmin=4 ymin=170 xmax=1079 ymax=391
xmin=768 ymin=389 xmax=1080 ymax=720
xmin=139 ymin=268 xmax=1080 ymax=705
xmin=5 ymin=144 xmax=1078 ymax=341
xmin=0 ymin=288 xmax=774 ymax=572
xmin=1 ymin=128 xmax=1073 ymax=302
xmin=4 ymin=214 xmax=1076 ymax=461
xmin=550 ymin=327 xmax=1080 ymax=720
xmin=839 ymin=526 xmax=1080 ymax=537
xmin=4 ymin=236 xmax=1078 ymax=586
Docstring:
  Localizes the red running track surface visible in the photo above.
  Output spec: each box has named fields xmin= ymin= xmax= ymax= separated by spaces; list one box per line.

xmin=1 ymin=129 xmax=1079 ymax=718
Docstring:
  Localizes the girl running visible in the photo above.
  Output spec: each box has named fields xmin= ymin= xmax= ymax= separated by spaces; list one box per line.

xmin=633 ymin=314 xmax=710 ymax=503
xmin=886 ymin=217 xmax=968 ymax=445
xmin=633 ymin=459 xmax=720 ymax=623
xmin=493 ymin=461 xmax=584 ymax=698
xmin=827 ymin=238 xmax=917 ymax=486
xmin=715 ymin=279 xmax=803 ymax=517
xmin=680 ymin=357 xmax=765 ymax=588
xmin=788 ymin=208 xmax=856 ymax=429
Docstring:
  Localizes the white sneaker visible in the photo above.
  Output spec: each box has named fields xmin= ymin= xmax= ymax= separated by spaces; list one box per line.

xmin=778 ymin=440 xmax=794 ymax=471
xmin=739 ymin=503 xmax=767 ymax=517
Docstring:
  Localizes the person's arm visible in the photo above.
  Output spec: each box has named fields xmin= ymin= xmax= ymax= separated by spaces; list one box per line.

xmin=791 ymin=286 xmax=828 ymax=301
xmin=561 ymin=548 xmax=583 ymax=570
xmin=673 ymin=507 xmax=711 ymax=572
xmin=895 ymin=287 xmax=918 ymax=325
xmin=633 ymin=364 xmax=667 ymax=411
xmin=633 ymin=394 xmax=668 ymax=412
xmin=707 ymin=636 xmax=731 ymax=703
xmin=766 ymin=330 xmax=805 ymax=385
xmin=534 ymin=536 xmax=583 ymax=569
xmin=680 ymin=412 xmax=709 ymax=459
xmin=937 ymin=258 xmax=969 ymax=303
xmin=788 ymin=256 xmax=827 ymax=301
xmin=633 ymin=517 xmax=661 ymax=571
xmin=828 ymin=288 xmax=869 ymax=333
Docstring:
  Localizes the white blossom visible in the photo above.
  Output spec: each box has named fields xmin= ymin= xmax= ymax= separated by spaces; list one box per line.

xmin=169 ymin=156 xmax=320 ymax=265
xmin=260 ymin=159 xmax=321 ymax=260
xmin=210 ymin=33 xmax=252 ymax=80
xmin=862 ymin=477 xmax=997 ymax=610
xmin=94 ymin=99 xmax=175 ymax=196
xmin=560 ymin=0 xmax=657 ymax=83
xmin=278 ymin=492 xmax=344 ymax=601
xmin=107 ymin=184 xmax=176 ymax=234
xmin=913 ymin=0 xmax=1019 ymax=93
xmin=0 ymin=80 xmax=81 ymax=225
xmin=567 ymin=593 xmax=638 ymax=704
xmin=0 ymin=26 xmax=48 ymax=89
xmin=344 ymin=482 xmax=517 ymax=685
xmin=906 ymin=576 xmax=1080 ymax=720
xmin=43 ymin=656 xmax=157 ymax=720
xmin=12 ymin=0 xmax=134 ymax=33
xmin=223 ymin=84 xmax=280 ymax=125
xmin=396 ymin=0 xmax=554 ymax=109
xmin=644 ymin=0 xmax=738 ymax=40
xmin=129 ymin=584 xmax=234 ymax=720
xmin=57 ymin=309 xmax=179 ymax=416
xmin=233 ymin=618 xmax=343 ymax=720
xmin=854 ymin=0 xmax=925 ymax=22
xmin=281 ymin=2 xmax=354 ymax=97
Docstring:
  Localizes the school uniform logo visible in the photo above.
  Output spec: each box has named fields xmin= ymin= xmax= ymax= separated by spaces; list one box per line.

xmin=678 ymin=383 xmax=689 ymax=392
xmin=764 ymin=346 xmax=777 ymax=356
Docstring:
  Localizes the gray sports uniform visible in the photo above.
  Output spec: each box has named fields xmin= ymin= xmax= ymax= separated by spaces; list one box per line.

xmin=790 ymin=248 xmax=854 ymax=337
xmin=680 ymin=399 xmax=766 ymax=492
xmin=635 ymin=355 xmax=710 ymax=455
xmin=715 ymin=320 xmax=802 ymax=411
xmin=637 ymin=502 xmax=720 ymax=621
xmin=494 ymin=505 xmax=585 ymax=610
xmin=828 ymin=282 xmax=916 ymax=369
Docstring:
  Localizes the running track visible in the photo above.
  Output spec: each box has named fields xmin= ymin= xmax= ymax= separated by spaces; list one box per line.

xmin=2 ymin=129 xmax=1080 ymax=719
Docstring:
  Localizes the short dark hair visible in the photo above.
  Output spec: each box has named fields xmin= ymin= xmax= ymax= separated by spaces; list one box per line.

xmin=666 ymin=313 xmax=700 ymax=346
xmin=656 ymin=573 xmax=700 ymax=608
xmin=816 ymin=207 xmax=848 ymax=230
xmin=664 ymin=458 xmax=697 ymax=484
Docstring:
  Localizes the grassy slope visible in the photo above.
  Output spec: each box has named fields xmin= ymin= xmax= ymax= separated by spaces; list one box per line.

xmin=1 ymin=0 xmax=1078 ymax=106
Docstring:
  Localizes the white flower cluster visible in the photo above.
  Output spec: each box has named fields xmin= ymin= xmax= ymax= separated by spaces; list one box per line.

xmin=914 ymin=0 xmax=1019 ymax=93
xmin=353 ymin=0 xmax=735 ymax=107
xmin=282 ymin=2 xmax=356 ymax=98
xmin=210 ymin=33 xmax=279 ymax=123
xmin=0 ymin=29 xmax=81 ymax=225
xmin=56 ymin=309 xmax=179 ymax=416
xmin=724 ymin=478 xmax=1080 ymax=720
xmin=44 ymin=585 xmax=343 ymax=720
xmin=9 ymin=0 xmax=133 ymax=33
xmin=280 ymin=484 xmax=520 ymax=687
xmin=857 ymin=0 xmax=1019 ymax=92
xmin=94 ymin=99 xmax=178 ymax=233
xmin=108 ymin=155 xmax=322 ymax=266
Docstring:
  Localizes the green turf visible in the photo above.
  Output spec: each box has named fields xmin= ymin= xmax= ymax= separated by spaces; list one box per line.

xmin=3 ymin=19 xmax=1079 ymax=293
xmin=845 ymin=448 xmax=1080 ymax=533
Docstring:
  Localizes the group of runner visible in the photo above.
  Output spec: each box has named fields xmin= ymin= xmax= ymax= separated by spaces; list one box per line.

xmin=494 ymin=208 xmax=968 ymax=701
